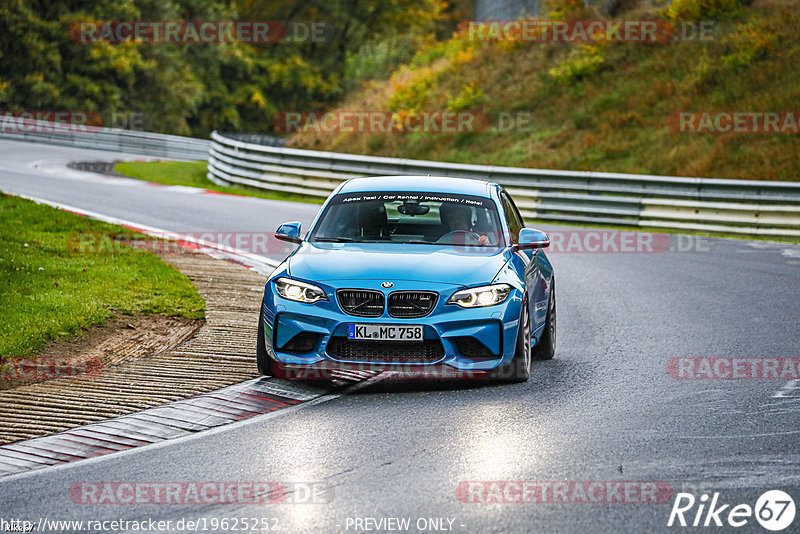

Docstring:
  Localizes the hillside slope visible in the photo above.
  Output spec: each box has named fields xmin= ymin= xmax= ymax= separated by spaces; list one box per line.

xmin=289 ymin=0 xmax=799 ymax=181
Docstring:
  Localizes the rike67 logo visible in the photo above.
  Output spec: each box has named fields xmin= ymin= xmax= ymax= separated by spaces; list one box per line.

xmin=668 ymin=490 xmax=795 ymax=531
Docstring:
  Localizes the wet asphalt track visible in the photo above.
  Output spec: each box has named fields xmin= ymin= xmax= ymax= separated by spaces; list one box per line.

xmin=1 ymin=139 xmax=800 ymax=533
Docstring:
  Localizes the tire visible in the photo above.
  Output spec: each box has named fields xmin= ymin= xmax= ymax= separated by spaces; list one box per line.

xmin=256 ymin=314 xmax=273 ymax=376
xmin=491 ymin=295 xmax=531 ymax=382
xmin=532 ymin=280 xmax=556 ymax=361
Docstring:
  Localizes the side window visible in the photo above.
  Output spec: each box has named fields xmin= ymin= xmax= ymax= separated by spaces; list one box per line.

xmin=500 ymin=191 xmax=523 ymax=244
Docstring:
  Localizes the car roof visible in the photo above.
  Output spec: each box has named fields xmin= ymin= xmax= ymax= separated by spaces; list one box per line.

xmin=338 ymin=175 xmax=497 ymax=197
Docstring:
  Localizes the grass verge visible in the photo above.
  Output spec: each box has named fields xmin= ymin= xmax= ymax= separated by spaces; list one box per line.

xmin=0 ymin=193 xmax=205 ymax=361
xmin=114 ymin=161 xmax=323 ymax=204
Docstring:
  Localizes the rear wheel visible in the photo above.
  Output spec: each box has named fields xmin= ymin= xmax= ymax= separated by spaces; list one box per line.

xmin=532 ymin=280 xmax=556 ymax=361
xmin=256 ymin=315 xmax=273 ymax=376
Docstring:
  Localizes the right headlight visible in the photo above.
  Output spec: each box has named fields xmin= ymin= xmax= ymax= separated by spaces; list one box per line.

xmin=447 ymin=283 xmax=512 ymax=308
xmin=274 ymin=277 xmax=328 ymax=304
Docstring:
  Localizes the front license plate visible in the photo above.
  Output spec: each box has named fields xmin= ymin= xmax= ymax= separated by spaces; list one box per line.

xmin=348 ymin=324 xmax=423 ymax=342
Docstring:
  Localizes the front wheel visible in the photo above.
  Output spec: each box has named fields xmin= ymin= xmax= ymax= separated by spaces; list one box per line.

xmin=532 ymin=280 xmax=556 ymax=361
xmin=491 ymin=296 xmax=531 ymax=382
xmin=256 ymin=315 xmax=273 ymax=376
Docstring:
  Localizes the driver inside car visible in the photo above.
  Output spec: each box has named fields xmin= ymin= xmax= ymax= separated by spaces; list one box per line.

xmin=439 ymin=203 xmax=490 ymax=245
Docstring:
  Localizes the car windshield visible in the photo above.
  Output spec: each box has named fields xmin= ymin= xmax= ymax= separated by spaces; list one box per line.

xmin=310 ymin=192 xmax=504 ymax=246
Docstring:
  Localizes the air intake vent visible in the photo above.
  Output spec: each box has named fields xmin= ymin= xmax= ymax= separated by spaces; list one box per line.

xmin=337 ymin=289 xmax=385 ymax=317
xmin=388 ymin=291 xmax=438 ymax=318
xmin=326 ymin=337 xmax=444 ymax=363
xmin=281 ymin=332 xmax=321 ymax=354
xmin=454 ymin=336 xmax=495 ymax=358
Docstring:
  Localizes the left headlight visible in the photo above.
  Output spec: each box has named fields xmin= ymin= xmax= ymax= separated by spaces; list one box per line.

xmin=274 ymin=277 xmax=328 ymax=304
xmin=447 ymin=283 xmax=512 ymax=308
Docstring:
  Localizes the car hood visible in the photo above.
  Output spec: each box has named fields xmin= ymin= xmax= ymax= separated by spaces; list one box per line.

xmin=288 ymin=243 xmax=510 ymax=286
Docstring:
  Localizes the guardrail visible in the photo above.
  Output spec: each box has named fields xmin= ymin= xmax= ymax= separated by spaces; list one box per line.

xmin=208 ymin=131 xmax=800 ymax=238
xmin=0 ymin=117 xmax=210 ymax=161
xmin=2 ymin=119 xmax=796 ymax=239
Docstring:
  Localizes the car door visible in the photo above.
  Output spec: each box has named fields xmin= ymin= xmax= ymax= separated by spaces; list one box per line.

xmin=500 ymin=190 xmax=547 ymax=333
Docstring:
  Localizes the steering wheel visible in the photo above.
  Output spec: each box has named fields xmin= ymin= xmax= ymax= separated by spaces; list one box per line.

xmin=436 ymin=230 xmax=482 ymax=245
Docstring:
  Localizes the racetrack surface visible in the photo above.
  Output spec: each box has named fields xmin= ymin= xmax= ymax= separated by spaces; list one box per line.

xmin=1 ymin=139 xmax=800 ymax=533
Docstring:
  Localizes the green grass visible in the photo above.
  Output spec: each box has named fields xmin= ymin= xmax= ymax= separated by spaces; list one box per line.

xmin=0 ymin=193 xmax=205 ymax=361
xmin=114 ymin=161 xmax=323 ymax=204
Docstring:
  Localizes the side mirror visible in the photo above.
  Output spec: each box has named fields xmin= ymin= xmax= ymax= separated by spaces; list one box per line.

xmin=515 ymin=228 xmax=549 ymax=250
xmin=275 ymin=221 xmax=303 ymax=244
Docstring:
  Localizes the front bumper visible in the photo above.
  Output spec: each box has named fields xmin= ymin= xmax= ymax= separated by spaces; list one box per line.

xmin=260 ymin=277 xmax=523 ymax=372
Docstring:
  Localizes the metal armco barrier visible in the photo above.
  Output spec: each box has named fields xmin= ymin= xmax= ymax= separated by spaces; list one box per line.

xmin=2 ymin=119 xmax=796 ymax=239
xmin=0 ymin=117 xmax=210 ymax=161
xmin=208 ymin=131 xmax=800 ymax=239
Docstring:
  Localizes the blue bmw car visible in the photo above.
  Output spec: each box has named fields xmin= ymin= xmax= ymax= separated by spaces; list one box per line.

xmin=257 ymin=176 xmax=555 ymax=382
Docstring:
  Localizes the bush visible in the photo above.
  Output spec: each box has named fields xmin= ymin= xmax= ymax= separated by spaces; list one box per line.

xmin=389 ymin=33 xmax=478 ymax=111
xmin=548 ymin=45 xmax=605 ymax=82
xmin=344 ymin=35 xmax=425 ymax=91
xmin=720 ymin=22 xmax=776 ymax=70
xmin=543 ymin=0 xmax=593 ymax=20
xmin=667 ymin=0 xmax=750 ymax=20
xmin=447 ymin=82 xmax=485 ymax=111
xmin=389 ymin=67 xmax=442 ymax=110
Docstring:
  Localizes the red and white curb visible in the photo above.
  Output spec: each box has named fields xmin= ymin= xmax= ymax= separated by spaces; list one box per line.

xmin=0 ymin=374 xmax=380 ymax=478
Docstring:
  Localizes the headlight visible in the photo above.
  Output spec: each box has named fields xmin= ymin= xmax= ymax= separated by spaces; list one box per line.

xmin=447 ymin=283 xmax=512 ymax=308
xmin=274 ymin=277 xmax=328 ymax=303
